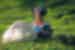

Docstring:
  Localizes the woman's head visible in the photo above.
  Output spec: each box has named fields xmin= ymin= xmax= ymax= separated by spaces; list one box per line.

xmin=32 ymin=7 xmax=47 ymax=18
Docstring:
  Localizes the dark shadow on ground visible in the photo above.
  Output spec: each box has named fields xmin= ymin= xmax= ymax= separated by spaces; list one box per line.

xmin=56 ymin=34 xmax=75 ymax=46
xmin=34 ymin=33 xmax=75 ymax=46
xmin=34 ymin=33 xmax=53 ymax=43
xmin=33 ymin=34 xmax=53 ymax=43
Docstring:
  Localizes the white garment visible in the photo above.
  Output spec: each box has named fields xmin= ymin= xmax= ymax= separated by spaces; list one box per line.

xmin=2 ymin=21 xmax=38 ymax=44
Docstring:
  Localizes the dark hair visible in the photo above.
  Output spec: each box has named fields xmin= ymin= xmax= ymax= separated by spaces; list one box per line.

xmin=32 ymin=7 xmax=47 ymax=16
xmin=40 ymin=7 xmax=47 ymax=16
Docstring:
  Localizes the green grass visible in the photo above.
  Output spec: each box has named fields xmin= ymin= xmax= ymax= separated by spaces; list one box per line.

xmin=0 ymin=10 xmax=75 ymax=50
xmin=0 ymin=1 xmax=75 ymax=50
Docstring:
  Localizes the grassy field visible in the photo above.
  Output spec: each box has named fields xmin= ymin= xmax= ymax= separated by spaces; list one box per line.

xmin=0 ymin=8 xmax=75 ymax=50
xmin=0 ymin=1 xmax=75 ymax=50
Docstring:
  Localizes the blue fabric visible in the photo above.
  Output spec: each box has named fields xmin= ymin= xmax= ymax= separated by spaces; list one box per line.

xmin=32 ymin=23 xmax=50 ymax=33
xmin=32 ymin=25 xmax=42 ymax=33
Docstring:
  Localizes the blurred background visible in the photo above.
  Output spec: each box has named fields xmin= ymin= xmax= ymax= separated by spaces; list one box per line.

xmin=0 ymin=0 xmax=75 ymax=50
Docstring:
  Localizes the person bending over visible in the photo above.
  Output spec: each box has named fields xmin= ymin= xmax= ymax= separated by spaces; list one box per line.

xmin=32 ymin=7 xmax=53 ymax=39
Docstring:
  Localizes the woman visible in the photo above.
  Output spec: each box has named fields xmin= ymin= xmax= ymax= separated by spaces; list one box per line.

xmin=32 ymin=7 xmax=53 ymax=39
